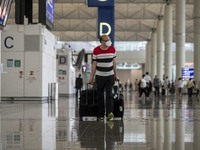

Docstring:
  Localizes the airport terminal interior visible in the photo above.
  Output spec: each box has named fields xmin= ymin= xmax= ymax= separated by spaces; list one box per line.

xmin=1 ymin=0 xmax=200 ymax=150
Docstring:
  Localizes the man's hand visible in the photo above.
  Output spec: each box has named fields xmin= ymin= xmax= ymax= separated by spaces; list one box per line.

xmin=89 ymin=76 xmax=95 ymax=83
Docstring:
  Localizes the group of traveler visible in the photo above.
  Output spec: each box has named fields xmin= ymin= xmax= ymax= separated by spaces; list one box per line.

xmin=137 ymin=73 xmax=199 ymax=99
xmin=137 ymin=73 xmax=176 ymax=99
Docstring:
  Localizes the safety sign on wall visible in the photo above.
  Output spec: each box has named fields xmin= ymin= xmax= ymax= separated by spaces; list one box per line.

xmin=7 ymin=59 xmax=21 ymax=68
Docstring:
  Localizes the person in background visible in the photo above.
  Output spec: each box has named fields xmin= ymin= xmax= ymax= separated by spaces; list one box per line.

xmin=138 ymin=75 xmax=147 ymax=99
xmin=164 ymin=76 xmax=170 ymax=96
xmin=187 ymin=78 xmax=194 ymax=98
xmin=75 ymin=74 xmax=83 ymax=99
xmin=124 ymin=82 xmax=128 ymax=92
xmin=170 ymin=80 xmax=175 ymax=94
xmin=134 ymin=79 xmax=139 ymax=92
xmin=89 ymin=34 xmax=117 ymax=121
xmin=193 ymin=80 xmax=199 ymax=97
xmin=177 ymin=77 xmax=184 ymax=96
xmin=153 ymin=75 xmax=161 ymax=97
xmin=145 ymin=72 xmax=151 ymax=98
xmin=129 ymin=82 xmax=133 ymax=92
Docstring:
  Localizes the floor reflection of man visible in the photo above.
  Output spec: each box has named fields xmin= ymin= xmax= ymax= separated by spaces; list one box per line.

xmin=78 ymin=120 xmax=124 ymax=149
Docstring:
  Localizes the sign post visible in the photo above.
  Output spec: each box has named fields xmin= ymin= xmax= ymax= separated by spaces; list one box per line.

xmin=86 ymin=0 xmax=115 ymax=45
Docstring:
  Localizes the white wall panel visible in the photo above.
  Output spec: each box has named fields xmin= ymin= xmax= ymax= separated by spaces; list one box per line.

xmin=1 ymin=52 xmax=24 ymax=97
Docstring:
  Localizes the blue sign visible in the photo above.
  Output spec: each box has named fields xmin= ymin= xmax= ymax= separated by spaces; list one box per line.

xmin=86 ymin=0 xmax=115 ymax=45
xmin=0 ymin=0 xmax=13 ymax=27
xmin=182 ymin=67 xmax=194 ymax=79
xmin=98 ymin=7 xmax=115 ymax=43
xmin=46 ymin=0 xmax=54 ymax=24
xmin=86 ymin=0 xmax=114 ymax=7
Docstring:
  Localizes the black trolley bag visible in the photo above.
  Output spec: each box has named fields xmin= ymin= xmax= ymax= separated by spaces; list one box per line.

xmin=113 ymin=82 xmax=124 ymax=119
xmin=79 ymin=83 xmax=98 ymax=119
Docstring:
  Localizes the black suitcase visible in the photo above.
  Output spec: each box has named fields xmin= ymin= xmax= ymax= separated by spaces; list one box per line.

xmin=113 ymin=92 xmax=124 ymax=119
xmin=79 ymin=83 xmax=98 ymax=119
xmin=162 ymin=88 xmax=165 ymax=96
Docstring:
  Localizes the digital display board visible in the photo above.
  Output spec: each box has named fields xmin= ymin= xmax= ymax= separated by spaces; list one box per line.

xmin=0 ymin=0 xmax=13 ymax=27
xmin=86 ymin=0 xmax=114 ymax=7
xmin=46 ymin=0 xmax=54 ymax=24
xmin=182 ymin=67 xmax=194 ymax=79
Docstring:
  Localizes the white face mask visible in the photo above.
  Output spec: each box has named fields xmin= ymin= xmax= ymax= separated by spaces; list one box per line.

xmin=105 ymin=40 xmax=112 ymax=47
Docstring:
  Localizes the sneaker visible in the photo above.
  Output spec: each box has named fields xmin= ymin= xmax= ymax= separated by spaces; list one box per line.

xmin=107 ymin=112 xmax=114 ymax=121
xmin=98 ymin=117 xmax=104 ymax=122
xmin=107 ymin=121 xmax=114 ymax=130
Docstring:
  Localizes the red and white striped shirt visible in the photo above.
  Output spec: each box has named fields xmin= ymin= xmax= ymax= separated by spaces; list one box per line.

xmin=92 ymin=46 xmax=116 ymax=76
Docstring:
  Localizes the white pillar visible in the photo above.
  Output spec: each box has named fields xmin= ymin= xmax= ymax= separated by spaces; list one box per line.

xmin=0 ymin=31 xmax=1 ymax=101
xmin=157 ymin=110 xmax=164 ymax=150
xmin=176 ymin=0 xmax=185 ymax=79
xmin=157 ymin=17 xmax=164 ymax=80
xmin=145 ymin=110 xmax=151 ymax=146
xmin=151 ymin=30 xmax=157 ymax=78
xmin=163 ymin=109 xmax=172 ymax=150
xmin=193 ymin=0 xmax=200 ymax=97
xmin=194 ymin=104 xmax=200 ymax=150
xmin=150 ymin=109 xmax=157 ymax=149
xmin=145 ymin=40 xmax=151 ymax=73
xmin=164 ymin=3 xmax=173 ymax=80
xmin=175 ymin=109 xmax=185 ymax=150
xmin=148 ymin=41 xmax=152 ymax=75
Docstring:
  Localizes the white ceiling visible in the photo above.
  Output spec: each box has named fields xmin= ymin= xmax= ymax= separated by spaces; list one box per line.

xmin=7 ymin=0 xmax=194 ymax=42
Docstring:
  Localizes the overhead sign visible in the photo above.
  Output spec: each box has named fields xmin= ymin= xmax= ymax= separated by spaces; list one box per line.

xmin=86 ymin=0 xmax=114 ymax=7
xmin=98 ymin=7 xmax=114 ymax=42
xmin=46 ymin=0 xmax=54 ymax=24
xmin=182 ymin=67 xmax=194 ymax=79
xmin=86 ymin=0 xmax=115 ymax=45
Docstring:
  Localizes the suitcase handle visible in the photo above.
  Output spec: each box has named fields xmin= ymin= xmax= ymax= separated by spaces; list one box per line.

xmin=87 ymin=82 xmax=96 ymax=89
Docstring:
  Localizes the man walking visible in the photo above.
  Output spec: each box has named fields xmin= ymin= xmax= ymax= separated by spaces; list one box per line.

xmin=89 ymin=34 xmax=117 ymax=121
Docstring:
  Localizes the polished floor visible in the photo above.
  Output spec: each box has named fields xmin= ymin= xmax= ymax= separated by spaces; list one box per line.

xmin=0 ymin=92 xmax=200 ymax=150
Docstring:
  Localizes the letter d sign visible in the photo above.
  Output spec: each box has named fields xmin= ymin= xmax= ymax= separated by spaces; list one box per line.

xmin=98 ymin=7 xmax=115 ymax=44
xmin=100 ymin=22 xmax=111 ymax=36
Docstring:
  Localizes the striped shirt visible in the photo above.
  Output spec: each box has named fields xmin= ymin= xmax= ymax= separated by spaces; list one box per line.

xmin=92 ymin=46 xmax=116 ymax=76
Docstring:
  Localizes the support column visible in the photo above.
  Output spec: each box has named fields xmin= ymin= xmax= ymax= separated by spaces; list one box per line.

xmin=156 ymin=110 xmax=164 ymax=150
xmin=150 ymin=109 xmax=157 ymax=149
xmin=145 ymin=40 xmax=151 ymax=73
xmin=176 ymin=0 xmax=185 ymax=79
xmin=164 ymin=2 xmax=173 ymax=80
xmin=157 ymin=16 xmax=164 ymax=80
xmin=151 ymin=29 xmax=157 ymax=78
xmin=0 ymin=32 xmax=1 ymax=101
xmin=145 ymin=110 xmax=151 ymax=147
xmin=163 ymin=109 xmax=172 ymax=150
xmin=15 ymin=0 xmax=25 ymax=24
xmin=175 ymin=109 xmax=185 ymax=150
xmin=193 ymin=0 xmax=200 ymax=96
xmin=194 ymin=104 xmax=200 ymax=150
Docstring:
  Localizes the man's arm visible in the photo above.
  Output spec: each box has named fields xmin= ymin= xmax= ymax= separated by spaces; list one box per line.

xmin=113 ymin=58 xmax=117 ymax=80
xmin=89 ymin=61 xmax=97 ymax=83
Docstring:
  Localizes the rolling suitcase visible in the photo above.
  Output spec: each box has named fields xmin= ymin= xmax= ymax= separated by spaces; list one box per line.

xmin=113 ymin=81 xmax=124 ymax=119
xmin=79 ymin=83 xmax=98 ymax=119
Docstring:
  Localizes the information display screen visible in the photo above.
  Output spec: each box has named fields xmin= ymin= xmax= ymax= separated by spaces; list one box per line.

xmin=0 ymin=0 xmax=13 ymax=27
xmin=182 ymin=67 xmax=194 ymax=79
xmin=46 ymin=0 xmax=54 ymax=25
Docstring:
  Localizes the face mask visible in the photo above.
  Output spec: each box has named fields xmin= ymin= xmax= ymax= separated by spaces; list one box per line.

xmin=105 ymin=40 xmax=112 ymax=47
